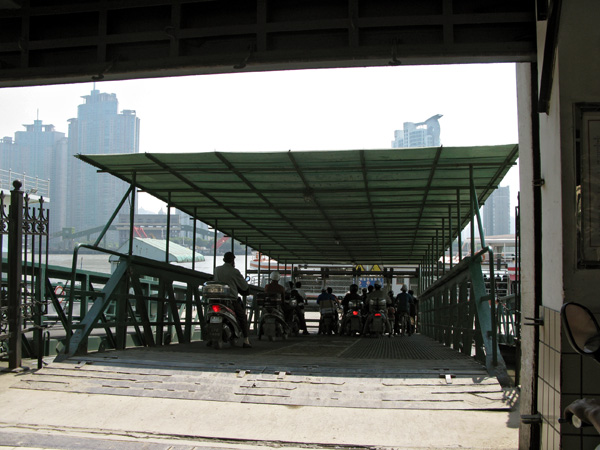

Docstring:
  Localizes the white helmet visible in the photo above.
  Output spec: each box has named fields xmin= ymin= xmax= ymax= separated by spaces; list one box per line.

xmin=270 ymin=271 xmax=281 ymax=281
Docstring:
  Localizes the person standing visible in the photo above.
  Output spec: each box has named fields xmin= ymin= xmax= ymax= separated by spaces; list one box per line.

xmin=213 ymin=251 xmax=252 ymax=348
xmin=408 ymin=289 xmax=418 ymax=334
xmin=294 ymin=281 xmax=309 ymax=334
xmin=394 ymin=285 xmax=412 ymax=336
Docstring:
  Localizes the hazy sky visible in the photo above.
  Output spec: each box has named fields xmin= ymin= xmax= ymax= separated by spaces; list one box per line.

xmin=0 ymin=63 xmax=519 ymax=212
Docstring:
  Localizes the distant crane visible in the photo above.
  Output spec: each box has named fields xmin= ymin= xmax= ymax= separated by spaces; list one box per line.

xmin=133 ymin=226 xmax=148 ymax=238
xmin=215 ymin=235 xmax=230 ymax=249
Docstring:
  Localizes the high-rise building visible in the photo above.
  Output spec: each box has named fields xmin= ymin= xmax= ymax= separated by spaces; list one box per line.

xmin=0 ymin=120 xmax=68 ymax=235
xmin=67 ymin=89 xmax=140 ymax=245
xmin=392 ymin=114 xmax=443 ymax=148
xmin=482 ymin=186 xmax=511 ymax=237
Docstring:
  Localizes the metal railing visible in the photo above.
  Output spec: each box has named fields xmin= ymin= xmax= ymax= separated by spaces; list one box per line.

xmin=0 ymin=169 xmax=50 ymax=199
xmin=418 ymin=246 xmax=510 ymax=385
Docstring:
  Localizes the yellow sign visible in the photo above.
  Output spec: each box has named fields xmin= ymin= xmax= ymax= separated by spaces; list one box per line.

xmin=371 ymin=264 xmax=383 ymax=272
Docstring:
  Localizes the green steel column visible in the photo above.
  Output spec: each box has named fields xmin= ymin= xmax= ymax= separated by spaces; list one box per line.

xmin=212 ymin=220 xmax=218 ymax=274
xmin=424 ymin=251 xmax=428 ymax=290
xmin=192 ymin=208 xmax=197 ymax=271
xmin=128 ymin=174 xmax=136 ymax=256
xmin=470 ymin=167 xmax=475 ymax=256
xmin=469 ymin=165 xmax=486 ymax=249
xmin=448 ymin=205 xmax=453 ymax=271
xmin=95 ymin=185 xmax=133 ymax=249
xmin=457 ymin=189 xmax=462 ymax=260
xmin=165 ymin=193 xmax=171 ymax=263
xmin=245 ymin=240 xmax=248 ymax=280
xmin=442 ymin=218 xmax=446 ymax=276
xmin=258 ymin=244 xmax=262 ymax=287
xmin=435 ymin=229 xmax=439 ymax=280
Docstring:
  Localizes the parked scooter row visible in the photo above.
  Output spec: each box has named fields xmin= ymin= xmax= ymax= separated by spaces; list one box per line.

xmin=202 ymin=279 xmax=411 ymax=349
xmin=202 ymin=280 xmax=309 ymax=348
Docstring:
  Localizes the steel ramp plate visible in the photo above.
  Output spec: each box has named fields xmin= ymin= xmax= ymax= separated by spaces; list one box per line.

xmin=11 ymin=334 xmax=511 ymax=410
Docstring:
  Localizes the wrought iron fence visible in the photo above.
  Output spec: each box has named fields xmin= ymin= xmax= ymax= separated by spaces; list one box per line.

xmin=0 ymin=181 xmax=49 ymax=369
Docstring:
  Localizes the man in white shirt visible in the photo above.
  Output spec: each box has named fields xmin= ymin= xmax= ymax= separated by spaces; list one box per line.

xmin=214 ymin=252 xmax=252 ymax=348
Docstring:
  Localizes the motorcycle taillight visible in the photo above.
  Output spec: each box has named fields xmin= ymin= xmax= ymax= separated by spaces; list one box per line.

xmin=352 ymin=310 xmax=359 ymax=316
xmin=211 ymin=304 xmax=221 ymax=313
xmin=374 ymin=313 xmax=382 ymax=317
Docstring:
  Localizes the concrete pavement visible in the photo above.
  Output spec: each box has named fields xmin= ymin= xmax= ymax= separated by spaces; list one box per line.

xmin=0 ymin=334 xmax=520 ymax=449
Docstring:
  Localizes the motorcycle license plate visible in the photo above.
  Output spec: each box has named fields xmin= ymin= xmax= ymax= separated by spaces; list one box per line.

xmin=210 ymin=316 xmax=222 ymax=323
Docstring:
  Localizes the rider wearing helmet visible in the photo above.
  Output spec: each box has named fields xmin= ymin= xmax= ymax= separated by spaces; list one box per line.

xmin=214 ymin=251 xmax=252 ymax=348
xmin=342 ymin=284 xmax=362 ymax=315
xmin=363 ymin=283 xmax=392 ymax=336
xmin=264 ymin=271 xmax=286 ymax=302
xmin=340 ymin=283 xmax=364 ymax=335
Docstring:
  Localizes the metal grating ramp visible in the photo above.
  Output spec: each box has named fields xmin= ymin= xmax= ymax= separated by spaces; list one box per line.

xmin=11 ymin=334 xmax=510 ymax=411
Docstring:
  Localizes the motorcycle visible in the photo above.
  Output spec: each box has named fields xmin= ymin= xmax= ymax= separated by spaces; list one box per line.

xmin=318 ymin=298 xmax=339 ymax=335
xmin=257 ymin=293 xmax=290 ymax=341
xmin=202 ymin=281 xmax=242 ymax=350
xmin=364 ymin=297 xmax=391 ymax=337
xmin=283 ymin=296 xmax=301 ymax=337
xmin=341 ymin=299 xmax=363 ymax=336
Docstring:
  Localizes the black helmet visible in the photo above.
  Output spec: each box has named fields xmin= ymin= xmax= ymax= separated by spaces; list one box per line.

xmin=350 ymin=284 xmax=358 ymax=292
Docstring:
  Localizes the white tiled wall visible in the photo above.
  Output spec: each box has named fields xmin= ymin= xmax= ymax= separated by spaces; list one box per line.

xmin=538 ymin=306 xmax=600 ymax=449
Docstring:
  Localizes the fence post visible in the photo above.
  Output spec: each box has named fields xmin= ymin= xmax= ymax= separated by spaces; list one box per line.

xmin=7 ymin=180 xmax=23 ymax=369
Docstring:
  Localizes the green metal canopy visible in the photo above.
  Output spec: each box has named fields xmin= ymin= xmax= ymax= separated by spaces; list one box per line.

xmin=76 ymin=145 xmax=518 ymax=266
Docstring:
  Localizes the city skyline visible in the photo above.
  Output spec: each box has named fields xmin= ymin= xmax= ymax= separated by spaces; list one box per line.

xmin=0 ymin=88 xmax=140 ymax=246
xmin=0 ymin=64 xmax=520 ymax=215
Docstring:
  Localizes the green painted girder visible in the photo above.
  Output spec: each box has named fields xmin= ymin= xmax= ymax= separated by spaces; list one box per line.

xmin=56 ymin=262 xmax=129 ymax=362
xmin=468 ymin=253 xmax=509 ymax=386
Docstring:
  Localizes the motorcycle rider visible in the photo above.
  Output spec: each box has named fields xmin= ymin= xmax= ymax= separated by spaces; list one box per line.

xmin=213 ymin=251 xmax=252 ymax=348
xmin=317 ymin=287 xmax=339 ymax=334
xmin=363 ymin=283 xmax=391 ymax=336
xmin=265 ymin=271 xmax=286 ymax=299
xmin=265 ymin=270 xmax=287 ymax=316
xmin=340 ymin=284 xmax=363 ymax=335
xmin=292 ymin=282 xmax=309 ymax=334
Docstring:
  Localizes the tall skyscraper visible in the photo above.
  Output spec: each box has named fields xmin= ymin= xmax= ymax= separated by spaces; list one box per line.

xmin=392 ymin=114 xmax=443 ymax=148
xmin=482 ymin=186 xmax=511 ymax=236
xmin=0 ymin=120 xmax=68 ymax=235
xmin=67 ymin=89 xmax=140 ymax=244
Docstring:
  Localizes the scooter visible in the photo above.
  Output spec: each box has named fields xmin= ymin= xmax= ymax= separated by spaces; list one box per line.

xmin=319 ymin=298 xmax=339 ymax=335
xmin=559 ymin=302 xmax=600 ymax=434
xmin=283 ymin=296 xmax=301 ymax=337
xmin=341 ymin=299 xmax=363 ymax=336
xmin=364 ymin=297 xmax=390 ymax=337
xmin=257 ymin=293 xmax=290 ymax=341
xmin=202 ymin=281 xmax=242 ymax=350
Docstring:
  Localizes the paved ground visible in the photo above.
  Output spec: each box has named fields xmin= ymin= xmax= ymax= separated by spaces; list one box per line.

xmin=0 ymin=334 xmax=520 ymax=450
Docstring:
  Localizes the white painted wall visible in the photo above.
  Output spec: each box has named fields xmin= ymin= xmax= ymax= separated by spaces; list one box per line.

xmin=516 ymin=62 xmax=535 ymax=449
xmin=558 ymin=1 xmax=600 ymax=311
